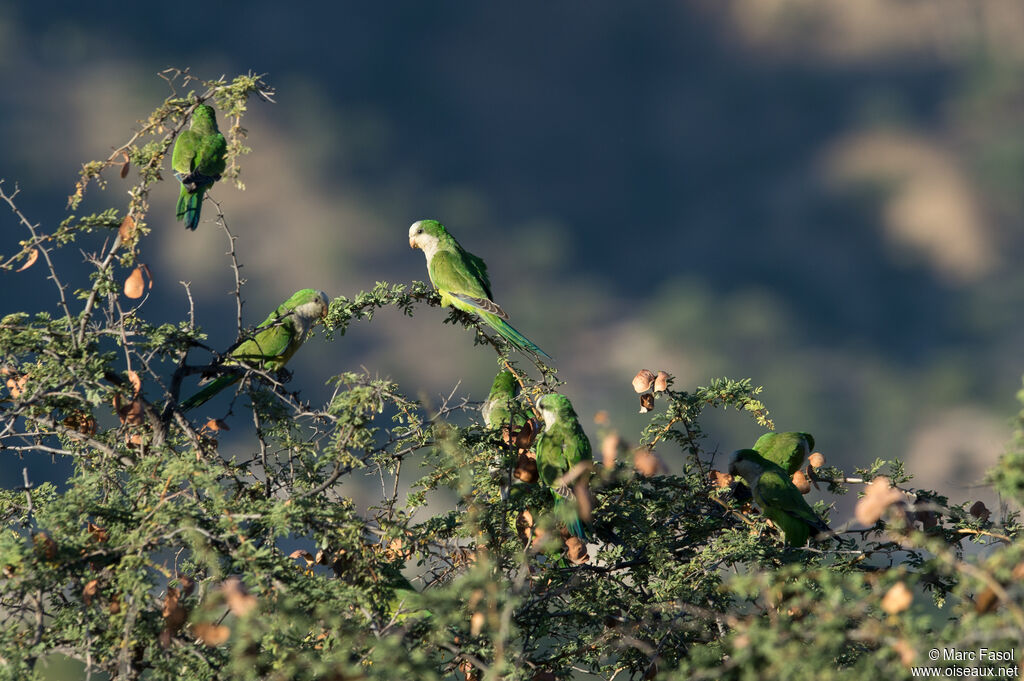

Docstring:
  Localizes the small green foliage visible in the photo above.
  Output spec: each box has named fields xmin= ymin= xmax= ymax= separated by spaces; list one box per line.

xmin=0 ymin=69 xmax=1022 ymax=681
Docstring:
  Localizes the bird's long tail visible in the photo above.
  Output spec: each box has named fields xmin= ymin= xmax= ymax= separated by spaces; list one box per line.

xmin=176 ymin=184 xmax=204 ymax=231
xmin=486 ymin=314 xmax=551 ymax=360
xmin=179 ymin=374 xmax=239 ymax=411
xmin=554 ymin=494 xmax=587 ymax=540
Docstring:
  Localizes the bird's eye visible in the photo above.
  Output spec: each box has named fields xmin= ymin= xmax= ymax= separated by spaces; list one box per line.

xmin=417 ymin=228 xmax=423 ymax=234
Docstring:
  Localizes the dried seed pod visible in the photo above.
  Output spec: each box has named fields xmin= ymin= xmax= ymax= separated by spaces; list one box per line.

xmin=881 ymin=581 xmax=912 ymax=615
xmin=808 ymin=451 xmax=825 ymax=468
xmin=514 ymin=420 xmax=537 ymax=450
xmin=638 ymin=393 xmax=655 ymax=413
xmin=566 ymin=536 xmax=589 ymax=564
xmin=632 ymin=369 xmax=656 ymax=393
xmin=516 ymin=509 xmax=535 ymax=545
xmin=855 ymin=477 xmax=905 ymax=526
xmin=601 ymin=432 xmax=623 ymax=468
xmin=653 ymin=371 xmax=671 ymax=392
xmin=514 ymin=453 xmax=539 ymax=483
xmin=633 ymin=448 xmax=665 ymax=477
xmin=193 ymin=622 xmax=230 ymax=646
xmin=969 ymin=500 xmax=990 ymax=522
xmin=791 ymin=470 xmax=811 ymax=494
xmin=708 ymin=469 xmax=733 ymax=489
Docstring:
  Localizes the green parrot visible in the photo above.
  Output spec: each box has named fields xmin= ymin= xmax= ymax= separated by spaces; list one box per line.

xmin=408 ymin=220 xmax=550 ymax=359
xmin=753 ymin=431 xmax=815 ymax=475
xmin=482 ymin=369 xmax=524 ymax=430
xmin=728 ymin=449 xmax=831 ymax=546
xmin=180 ymin=289 xmax=329 ymax=411
xmin=171 ymin=104 xmax=227 ymax=230
xmin=535 ymin=393 xmax=593 ymax=539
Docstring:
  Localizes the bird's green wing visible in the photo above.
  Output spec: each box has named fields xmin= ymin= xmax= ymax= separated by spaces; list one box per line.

xmin=229 ymin=319 xmax=298 ymax=370
xmin=460 ymin=248 xmax=493 ymax=300
xmin=754 ymin=432 xmax=814 ymax=475
xmin=194 ymin=132 xmax=227 ymax=177
xmin=755 ymin=468 xmax=830 ymax=543
xmin=429 ymin=250 xmax=504 ymax=313
xmin=172 ymin=130 xmax=200 ymax=175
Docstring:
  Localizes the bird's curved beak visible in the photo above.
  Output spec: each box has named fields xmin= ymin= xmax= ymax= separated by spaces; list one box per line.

xmin=409 ymin=237 xmax=417 ymax=249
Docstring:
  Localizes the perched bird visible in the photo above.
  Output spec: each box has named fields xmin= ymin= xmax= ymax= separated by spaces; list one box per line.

xmin=171 ymin=104 xmax=227 ymax=230
xmin=753 ymin=431 xmax=815 ymax=475
xmin=408 ymin=219 xmax=549 ymax=359
xmin=481 ymin=369 xmax=523 ymax=430
xmin=180 ymin=289 xmax=329 ymax=411
xmin=535 ymin=393 xmax=593 ymax=539
xmin=728 ymin=449 xmax=832 ymax=546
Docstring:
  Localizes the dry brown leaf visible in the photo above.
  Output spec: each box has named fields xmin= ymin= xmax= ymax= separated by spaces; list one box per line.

xmin=16 ymin=248 xmax=38 ymax=272
xmin=193 ymin=622 xmax=230 ymax=646
xmin=969 ymin=501 xmax=990 ymax=521
xmin=119 ymin=160 xmax=130 ymax=179
xmin=289 ymin=549 xmax=315 ymax=565
xmin=632 ymin=369 xmax=656 ymax=393
xmin=108 ymin=594 xmax=121 ymax=614
xmin=222 ymin=577 xmax=257 ymax=617
xmin=881 ymin=581 xmax=912 ymax=615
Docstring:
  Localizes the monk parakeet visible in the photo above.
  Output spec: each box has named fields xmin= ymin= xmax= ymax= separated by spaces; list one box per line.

xmin=753 ymin=431 xmax=815 ymax=475
xmin=408 ymin=220 xmax=549 ymax=359
xmin=728 ymin=449 xmax=831 ymax=546
xmin=171 ymin=104 xmax=227 ymax=230
xmin=535 ymin=393 xmax=593 ymax=539
xmin=180 ymin=289 xmax=329 ymax=410
xmin=482 ymin=369 xmax=526 ymax=430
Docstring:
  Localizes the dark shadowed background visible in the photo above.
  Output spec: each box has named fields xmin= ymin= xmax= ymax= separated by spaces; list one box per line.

xmin=2 ymin=1 xmax=1023 ymax=514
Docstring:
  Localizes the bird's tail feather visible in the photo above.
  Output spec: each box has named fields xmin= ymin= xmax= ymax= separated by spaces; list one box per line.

xmin=554 ymin=495 xmax=587 ymax=541
xmin=179 ymin=374 xmax=238 ymax=411
xmin=176 ymin=185 xmax=203 ymax=231
xmin=489 ymin=316 xmax=551 ymax=360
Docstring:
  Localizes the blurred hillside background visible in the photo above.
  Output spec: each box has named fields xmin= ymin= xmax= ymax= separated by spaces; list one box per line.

xmin=2 ymin=1 xmax=1023 ymax=513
